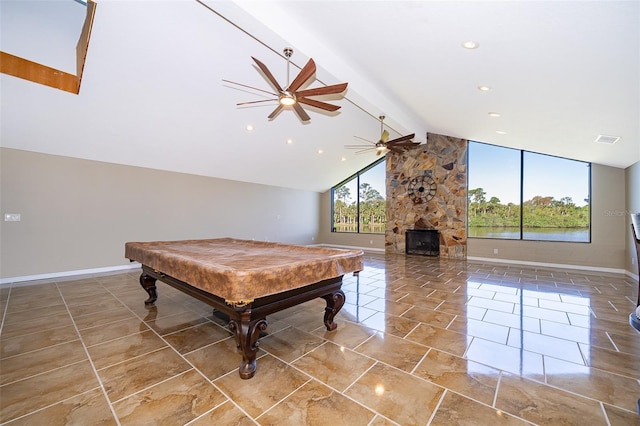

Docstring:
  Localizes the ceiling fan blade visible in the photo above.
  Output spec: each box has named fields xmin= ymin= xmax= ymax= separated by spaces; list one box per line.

xmin=344 ymin=144 xmax=375 ymax=149
xmin=287 ymin=58 xmax=316 ymax=93
xmin=389 ymin=140 xmax=419 ymax=146
xmin=296 ymin=82 xmax=348 ymax=98
xmin=353 ymin=136 xmax=376 ymax=144
xmin=297 ymin=97 xmax=340 ymax=111
xmin=387 ymin=133 xmax=416 ymax=144
xmin=293 ymin=102 xmax=311 ymax=122
xmin=391 ymin=140 xmax=421 ymax=146
xmin=380 ymin=130 xmax=390 ymax=143
xmin=267 ymin=104 xmax=284 ymax=120
xmin=237 ymin=98 xmax=278 ymax=106
xmin=355 ymin=148 xmax=375 ymax=154
xmin=251 ymin=56 xmax=284 ymax=92
xmin=222 ymin=79 xmax=277 ymax=97
xmin=390 ymin=142 xmax=420 ymax=148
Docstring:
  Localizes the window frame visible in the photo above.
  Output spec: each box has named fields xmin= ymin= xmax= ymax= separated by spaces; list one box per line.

xmin=331 ymin=157 xmax=386 ymax=234
xmin=467 ymin=141 xmax=591 ymax=243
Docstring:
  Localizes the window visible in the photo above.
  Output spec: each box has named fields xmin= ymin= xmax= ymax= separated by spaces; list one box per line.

xmin=468 ymin=141 xmax=590 ymax=242
xmin=332 ymin=158 xmax=386 ymax=234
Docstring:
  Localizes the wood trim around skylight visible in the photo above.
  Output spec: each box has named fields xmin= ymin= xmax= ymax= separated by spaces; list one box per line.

xmin=0 ymin=0 xmax=96 ymax=94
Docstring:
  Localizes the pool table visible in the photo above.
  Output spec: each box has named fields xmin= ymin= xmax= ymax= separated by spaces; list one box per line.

xmin=125 ymin=238 xmax=363 ymax=379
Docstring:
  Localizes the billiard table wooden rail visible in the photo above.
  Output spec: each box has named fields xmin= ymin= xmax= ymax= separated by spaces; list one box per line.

xmin=138 ymin=265 xmax=348 ymax=379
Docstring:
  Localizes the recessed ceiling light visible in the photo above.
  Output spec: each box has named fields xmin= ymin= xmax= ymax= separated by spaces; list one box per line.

xmin=245 ymin=124 xmax=254 ymax=131
xmin=496 ymin=130 xmax=507 ymax=135
xmin=478 ymin=85 xmax=491 ymax=92
xmin=286 ymin=139 xmax=293 ymax=144
xmin=317 ymin=149 xmax=324 ymax=154
xmin=488 ymin=112 xmax=501 ymax=117
xmin=462 ymin=41 xmax=479 ymax=49
xmin=595 ymin=134 xmax=620 ymax=144
xmin=341 ymin=157 xmax=347 ymax=162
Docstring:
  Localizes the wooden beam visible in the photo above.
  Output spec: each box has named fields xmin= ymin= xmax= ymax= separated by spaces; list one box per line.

xmin=0 ymin=51 xmax=79 ymax=93
xmin=76 ymin=0 xmax=97 ymax=91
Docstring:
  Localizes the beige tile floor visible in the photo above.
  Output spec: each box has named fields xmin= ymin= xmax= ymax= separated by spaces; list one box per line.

xmin=1 ymin=252 xmax=639 ymax=425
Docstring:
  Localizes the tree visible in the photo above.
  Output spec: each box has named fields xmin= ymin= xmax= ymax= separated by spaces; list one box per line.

xmin=359 ymin=182 xmax=384 ymax=230
xmin=333 ymin=185 xmax=352 ymax=225
xmin=468 ymin=187 xmax=487 ymax=216
xmin=359 ymin=182 xmax=382 ymax=203
xmin=468 ymin=187 xmax=589 ymax=230
xmin=335 ymin=185 xmax=351 ymax=204
xmin=487 ymin=196 xmax=501 ymax=213
xmin=469 ymin=187 xmax=486 ymax=204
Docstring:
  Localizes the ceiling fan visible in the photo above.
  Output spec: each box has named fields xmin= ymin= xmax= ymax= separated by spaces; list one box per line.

xmin=345 ymin=115 xmax=419 ymax=155
xmin=222 ymin=48 xmax=348 ymax=122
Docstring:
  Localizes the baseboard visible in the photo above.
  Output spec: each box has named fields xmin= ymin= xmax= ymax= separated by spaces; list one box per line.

xmin=2 ymin=254 xmax=633 ymax=286
xmin=318 ymin=246 xmax=632 ymax=276
xmin=467 ymin=256 xmax=628 ymax=275
xmin=0 ymin=263 xmax=141 ymax=286
xmin=625 ymin=270 xmax=639 ymax=281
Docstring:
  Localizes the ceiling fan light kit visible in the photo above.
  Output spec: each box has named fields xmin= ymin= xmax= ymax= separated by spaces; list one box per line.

xmin=279 ymin=93 xmax=296 ymax=106
xmin=224 ymin=48 xmax=348 ymax=122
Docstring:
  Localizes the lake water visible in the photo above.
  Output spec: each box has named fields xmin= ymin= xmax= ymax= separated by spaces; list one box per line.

xmin=333 ymin=224 xmax=385 ymax=233
xmin=469 ymin=227 xmax=590 ymax=242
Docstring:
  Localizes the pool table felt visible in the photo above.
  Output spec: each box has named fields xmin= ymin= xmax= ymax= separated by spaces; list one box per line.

xmin=125 ymin=238 xmax=363 ymax=304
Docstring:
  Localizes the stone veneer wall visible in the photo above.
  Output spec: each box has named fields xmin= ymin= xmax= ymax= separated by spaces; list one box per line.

xmin=385 ymin=133 xmax=468 ymax=259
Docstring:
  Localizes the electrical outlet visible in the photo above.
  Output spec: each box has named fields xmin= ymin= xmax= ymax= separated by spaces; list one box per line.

xmin=493 ymin=248 xmax=498 ymax=254
xmin=4 ymin=213 xmax=21 ymax=222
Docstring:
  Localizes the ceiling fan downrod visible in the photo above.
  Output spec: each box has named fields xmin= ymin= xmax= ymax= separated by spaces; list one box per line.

xmin=283 ymin=47 xmax=293 ymax=87
xmin=279 ymin=47 xmax=296 ymax=106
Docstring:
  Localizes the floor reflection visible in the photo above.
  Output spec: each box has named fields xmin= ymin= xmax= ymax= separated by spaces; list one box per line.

xmin=1 ymin=252 xmax=638 ymax=424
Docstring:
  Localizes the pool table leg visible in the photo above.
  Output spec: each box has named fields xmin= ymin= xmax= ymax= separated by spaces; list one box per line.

xmin=228 ymin=311 xmax=268 ymax=379
xmin=322 ymin=289 xmax=346 ymax=331
xmin=139 ymin=273 xmax=158 ymax=306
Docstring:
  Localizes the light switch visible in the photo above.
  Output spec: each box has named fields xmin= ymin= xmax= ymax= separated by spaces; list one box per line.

xmin=4 ymin=213 xmax=21 ymax=221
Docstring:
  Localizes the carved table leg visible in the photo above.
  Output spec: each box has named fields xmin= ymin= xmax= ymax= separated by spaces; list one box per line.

xmin=321 ymin=289 xmax=346 ymax=331
xmin=228 ymin=310 xmax=268 ymax=379
xmin=139 ymin=273 xmax=158 ymax=305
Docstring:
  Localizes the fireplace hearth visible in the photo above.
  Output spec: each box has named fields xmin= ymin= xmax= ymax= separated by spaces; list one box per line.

xmin=406 ymin=229 xmax=440 ymax=256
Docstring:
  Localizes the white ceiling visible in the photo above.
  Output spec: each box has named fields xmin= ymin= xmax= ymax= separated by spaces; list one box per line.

xmin=1 ymin=0 xmax=638 ymax=192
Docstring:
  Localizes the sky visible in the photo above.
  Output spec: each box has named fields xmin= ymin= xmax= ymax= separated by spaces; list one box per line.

xmin=337 ymin=142 xmax=590 ymax=207
xmin=468 ymin=142 xmax=590 ymax=206
xmin=336 ymin=159 xmax=386 ymax=203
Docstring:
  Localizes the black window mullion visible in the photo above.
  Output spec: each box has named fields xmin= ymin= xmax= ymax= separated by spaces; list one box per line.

xmin=356 ymin=173 xmax=361 ymax=233
xmin=520 ymin=150 xmax=524 ymax=240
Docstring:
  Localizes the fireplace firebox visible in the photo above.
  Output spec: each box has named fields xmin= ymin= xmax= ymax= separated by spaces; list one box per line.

xmin=406 ymin=229 xmax=440 ymax=256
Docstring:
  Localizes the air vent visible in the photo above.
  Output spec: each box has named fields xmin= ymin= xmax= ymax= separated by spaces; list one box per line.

xmin=595 ymin=134 xmax=620 ymax=144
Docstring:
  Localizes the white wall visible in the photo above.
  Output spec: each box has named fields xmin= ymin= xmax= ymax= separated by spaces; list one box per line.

xmin=0 ymin=148 xmax=320 ymax=281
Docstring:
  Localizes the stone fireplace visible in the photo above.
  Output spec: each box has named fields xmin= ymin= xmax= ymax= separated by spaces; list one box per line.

xmin=385 ymin=133 xmax=467 ymax=259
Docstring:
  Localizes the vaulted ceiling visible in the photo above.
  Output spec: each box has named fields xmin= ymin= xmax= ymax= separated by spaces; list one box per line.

xmin=1 ymin=0 xmax=638 ymax=192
